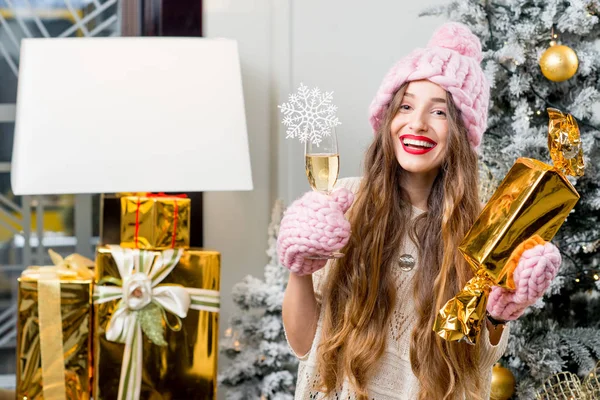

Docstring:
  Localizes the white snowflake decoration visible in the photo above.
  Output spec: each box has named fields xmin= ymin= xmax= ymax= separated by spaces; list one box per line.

xmin=278 ymin=83 xmax=341 ymax=145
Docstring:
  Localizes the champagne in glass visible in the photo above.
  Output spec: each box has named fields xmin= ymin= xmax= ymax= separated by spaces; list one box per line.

xmin=305 ymin=153 xmax=339 ymax=194
xmin=304 ymin=127 xmax=343 ymax=259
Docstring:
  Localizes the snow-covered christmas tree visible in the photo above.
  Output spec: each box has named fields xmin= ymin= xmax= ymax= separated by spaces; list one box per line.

xmin=423 ymin=1 xmax=600 ymax=397
xmin=219 ymin=200 xmax=298 ymax=400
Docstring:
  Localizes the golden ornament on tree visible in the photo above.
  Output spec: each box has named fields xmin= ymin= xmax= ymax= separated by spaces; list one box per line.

xmin=540 ymin=42 xmax=579 ymax=82
xmin=490 ymin=363 xmax=516 ymax=400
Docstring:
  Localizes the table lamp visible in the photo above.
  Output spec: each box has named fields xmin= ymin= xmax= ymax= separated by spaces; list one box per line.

xmin=11 ymin=37 xmax=252 ymax=195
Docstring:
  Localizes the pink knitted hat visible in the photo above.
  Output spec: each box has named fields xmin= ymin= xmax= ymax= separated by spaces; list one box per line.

xmin=368 ymin=22 xmax=489 ymax=150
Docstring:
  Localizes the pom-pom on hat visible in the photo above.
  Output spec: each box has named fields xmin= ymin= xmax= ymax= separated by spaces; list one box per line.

xmin=368 ymin=22 xmax=489 ymax=150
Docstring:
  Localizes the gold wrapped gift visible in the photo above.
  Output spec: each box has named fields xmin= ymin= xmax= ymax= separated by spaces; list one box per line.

xmin=16 ymin=251 xmax=94 ymax=400
xmin=93 ymin=245 xmax=220 ymax=400
xmin=434 ymin=108 xmax=584 ymax=344
xmin=120 ymin=194 xmax=191 ymax=250
xmin=460 ymin=157 xmax=579 ymax=286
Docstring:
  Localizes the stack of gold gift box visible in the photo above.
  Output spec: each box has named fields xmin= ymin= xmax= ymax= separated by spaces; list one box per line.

xmin=16 ymin=194 xmax=220 ymax=400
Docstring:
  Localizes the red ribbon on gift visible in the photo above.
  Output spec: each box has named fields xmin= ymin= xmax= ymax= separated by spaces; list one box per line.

xmin=133 ymin=193 xmax=188 ymax=248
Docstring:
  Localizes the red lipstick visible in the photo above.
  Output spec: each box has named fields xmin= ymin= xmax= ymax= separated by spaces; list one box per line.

xmin=399 ymin=134 xmax=437 ymax=155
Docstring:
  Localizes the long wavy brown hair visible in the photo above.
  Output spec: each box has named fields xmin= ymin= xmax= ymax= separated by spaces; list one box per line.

xmin=316 ymin=82 xmax=483 ymax=399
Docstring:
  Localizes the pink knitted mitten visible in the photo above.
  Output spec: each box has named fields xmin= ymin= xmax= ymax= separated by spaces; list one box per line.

xmin=277 ymin=188 xmax=354 ymax=276
xmin=487 ymin=241 xmax=562 ymax=321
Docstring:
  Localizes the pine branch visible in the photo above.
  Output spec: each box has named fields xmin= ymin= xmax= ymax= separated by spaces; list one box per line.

xmin=484 ymin=128 xmax=503 ymax=139
xmin=529 ymin=81 xmax=600 ymax=131
xmin=528 ymin=79 xmax=600 ymax=131
xmin=566 ymin=236 xmax=600 ymax=245
xmin=528 ymin=83 xmax=566 ymax=113
xmin=489 ymin=1 xmax=513 ymax=13
xmin=557 ymin=249 xmax=585 ymax=276
xmin=483 ymin=1 xmax=497 ymax=49
xmin=495 ymin=58 xmax=600 ymax=132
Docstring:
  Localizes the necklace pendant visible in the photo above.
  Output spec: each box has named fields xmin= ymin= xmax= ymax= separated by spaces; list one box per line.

xmin=398 ymin=254 xmax=415 ymax=271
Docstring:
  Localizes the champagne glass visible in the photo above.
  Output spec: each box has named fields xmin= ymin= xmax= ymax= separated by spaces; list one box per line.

xmin=304 ymin=127 xmax=344 ymax=259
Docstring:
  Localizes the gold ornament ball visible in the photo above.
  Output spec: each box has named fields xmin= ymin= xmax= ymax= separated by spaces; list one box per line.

xmin=540 ymin=44 xmax=579 ymax=82
xmin=490 ymin=363 xmax=515 ymax=400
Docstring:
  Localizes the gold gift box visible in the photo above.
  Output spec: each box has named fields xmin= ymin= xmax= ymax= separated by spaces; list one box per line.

xmin=16 ymin=268 xmax=92 ymax=399
xmin=93 ymin=246 xmax=220 ymax=400
xmin=459 ymin=157 xmax=579 ymax=286
xmin=436 ymin=157 xmax=579 ymax=344
xmin=120 ymin=195 xmax=191 ymax=250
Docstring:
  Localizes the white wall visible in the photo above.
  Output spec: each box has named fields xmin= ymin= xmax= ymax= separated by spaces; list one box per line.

xmin=203 ymin=0 xmax=448 ymax=397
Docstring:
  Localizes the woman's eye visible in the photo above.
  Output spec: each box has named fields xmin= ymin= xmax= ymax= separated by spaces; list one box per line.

xmin=400 ymin=105 xmax=411 ymax=111
xmin=433 ymin=110 xmax=447 ymax=116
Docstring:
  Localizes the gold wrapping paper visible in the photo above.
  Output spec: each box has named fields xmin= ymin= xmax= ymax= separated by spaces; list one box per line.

xmin=120 ymin=194 xmax=191 ymax=250
xmin=460 ymin=158 xmax=579 ymax=285
xmin=547 ymin=108 xmax=584 ymax=178
xmin=93 ymin=246 xmax=220 ymax=400
xmin=100 ymin=192 xmax=148 ymax=245
xmin=435 ymin=272 xmax=490 ymax=343
xmin=435 ymin=108 xmax=584 ymax=344
xmin=16 ymin=259 xmax=93 ymax=400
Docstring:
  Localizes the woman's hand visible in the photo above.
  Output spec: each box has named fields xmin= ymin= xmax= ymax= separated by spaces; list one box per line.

xmin=277 ymin=188 xmax=354 ymax=276
xmin=487 ymin=236 xmax=562 ymax=321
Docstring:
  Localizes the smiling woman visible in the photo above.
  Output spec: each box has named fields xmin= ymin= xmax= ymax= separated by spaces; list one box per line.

xmin=278 ymin=21 xmax=562 ymax=400
xmin=279 ymin=22 xmax=499 ymax=400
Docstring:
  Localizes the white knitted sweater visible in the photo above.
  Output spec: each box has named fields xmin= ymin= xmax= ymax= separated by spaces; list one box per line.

xmin=287 ymin=177 xmax=509 ymax=400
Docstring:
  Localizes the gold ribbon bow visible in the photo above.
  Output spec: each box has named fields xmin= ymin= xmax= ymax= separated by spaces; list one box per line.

xmin=21 ymin=250 xmax=93 ymax=400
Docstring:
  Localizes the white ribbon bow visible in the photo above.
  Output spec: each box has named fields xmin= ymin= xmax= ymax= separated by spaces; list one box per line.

xmin=93 ymin=245 xmax=219 ymax=400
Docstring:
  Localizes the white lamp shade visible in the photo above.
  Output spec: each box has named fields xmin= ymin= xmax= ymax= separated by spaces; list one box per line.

xmin=11 ymin=37 xmax=253 ymax=195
